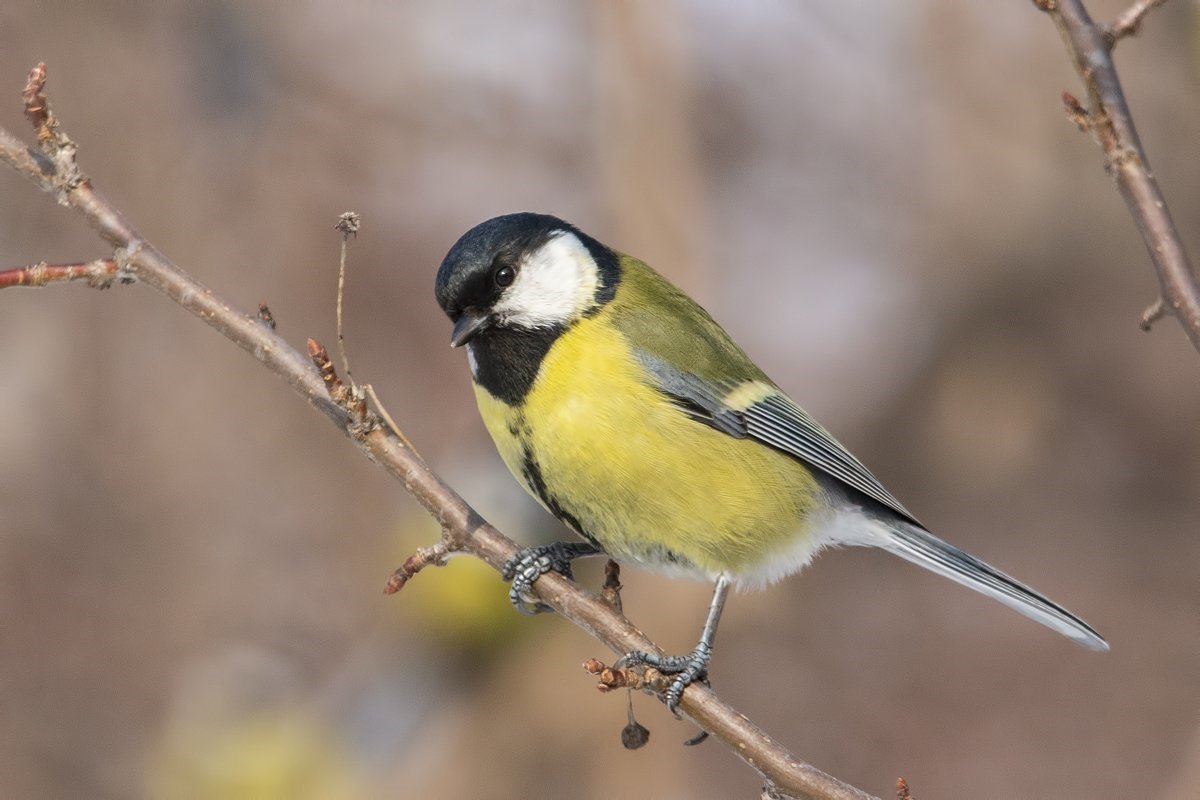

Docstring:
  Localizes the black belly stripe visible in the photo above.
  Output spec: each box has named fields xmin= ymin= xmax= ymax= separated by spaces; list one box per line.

xmin=516 ymin=433 xmax=601 ymax=549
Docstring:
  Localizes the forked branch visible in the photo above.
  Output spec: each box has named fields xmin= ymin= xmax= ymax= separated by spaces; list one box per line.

xmin=1034 ymin=0 xmax=1200 ymax=350
xmin=0 ymin=65 xmax=874 ymax=800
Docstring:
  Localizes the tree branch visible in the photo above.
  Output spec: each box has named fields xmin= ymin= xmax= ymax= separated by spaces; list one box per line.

xmin=0 ymin=258 xmax=122 ymax=289
xmin=1104 ymin=0 xmax=1168 ymax=46
xmin=1033 ymin=0 xmax=1200 ymax=352
xmin=0 ymin=66 xmax=876 ymax=800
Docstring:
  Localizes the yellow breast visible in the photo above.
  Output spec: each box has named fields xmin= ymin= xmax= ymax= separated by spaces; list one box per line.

xmin=473 ymin=309 xmax=819 ymax=578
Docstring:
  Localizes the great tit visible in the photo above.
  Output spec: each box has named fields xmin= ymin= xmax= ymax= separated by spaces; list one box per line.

xmin=435 ymin=212 xmax=1107 ymax=712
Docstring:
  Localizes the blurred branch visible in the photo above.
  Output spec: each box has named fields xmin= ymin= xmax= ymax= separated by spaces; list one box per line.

xmin=0 ymin=65 xmax=876 ymax=800
xmin=1104 ymin=0 xmax=1168 ymax=46
xmin=1033 ymin=0 xmax=1200 ymax=350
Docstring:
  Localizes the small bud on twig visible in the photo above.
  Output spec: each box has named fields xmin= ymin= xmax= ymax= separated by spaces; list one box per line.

xmin=18 ymin=62 xmax=86 ymax=196
xmin=1061 ymin=91 xmax=1091 ymax=132
xmin=307 ymin=338 xmax=343 ymax=395
xmin=384 ymin=539 xmax=454 ymax=593
xmin=601 ymin=559 xmax=623 ymax=613
xmin=22 ymin=63 xmax=52 ymax=141
xmin=1139 ymin=297 xmax=1167 ymax=331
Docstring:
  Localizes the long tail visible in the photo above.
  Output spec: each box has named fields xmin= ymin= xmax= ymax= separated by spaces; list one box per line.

xmin=879 ymin=522 xmax=1108 ymax=651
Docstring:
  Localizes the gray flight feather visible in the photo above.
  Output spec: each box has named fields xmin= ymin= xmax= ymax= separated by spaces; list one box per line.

xmin=633 ymin=348 xmax=1109 ymax=651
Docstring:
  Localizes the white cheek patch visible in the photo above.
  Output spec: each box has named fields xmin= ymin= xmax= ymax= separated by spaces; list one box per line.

xmin=493 ymin=231 xmax=600 ymax=329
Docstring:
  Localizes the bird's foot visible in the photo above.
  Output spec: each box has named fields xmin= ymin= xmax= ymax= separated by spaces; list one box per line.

xmin=501 ymin=541 xmax=599 ymax=615
xmin=617 ymin=642 xmax=711 ymax=716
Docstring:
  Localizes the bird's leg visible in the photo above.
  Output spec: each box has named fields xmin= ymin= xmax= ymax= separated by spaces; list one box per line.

xmin=502 ymin=541 xmax=603 ymax=615
xmin=618 ymin=573 xmax=733 ymax=715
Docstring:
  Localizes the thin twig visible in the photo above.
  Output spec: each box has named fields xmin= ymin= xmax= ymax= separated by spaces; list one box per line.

xmin=622 ymin=688 xmax=651 ymax=750
xmin=363 ymin=382 xmax=412 ymax=448
xmin=334 ymin=211 xmax=360 ymax=383
xmin=1139 ymin=297 xmax=1167 ymax=331
xmin=382 ymin=539 xmax=457 ymax=594
xmin=1104 ymin=0 xmax=1168 ymax=46
xmin=0 ymin=65 xmax=875 ymax=800
xmin=0 ymin=258 xmax=123 ymax=289
xmin=327 ymin=210 xmax=415 ymax=450
xmin=1034 ymin=0 xmax=1200 ymax=352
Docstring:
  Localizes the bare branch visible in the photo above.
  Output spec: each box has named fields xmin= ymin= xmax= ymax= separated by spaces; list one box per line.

xmin=1104 ymin=0 xmax=1169 ymax=47
xmin=1034 ymin=0 xmax=1200 ymax=352
xmin=0 ymin=258 xmax=123 ymax=289
xmin=0 ymin=65 xmax=876 ymax=800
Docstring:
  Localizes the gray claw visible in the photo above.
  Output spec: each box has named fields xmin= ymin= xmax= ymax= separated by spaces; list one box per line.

xmin=502 ymin=542 xmax=598 ymax=616
xmin=505 ymin=552 xmax=557 ymax=615
xmin=617 ymin=642 xmax=712 ymax=716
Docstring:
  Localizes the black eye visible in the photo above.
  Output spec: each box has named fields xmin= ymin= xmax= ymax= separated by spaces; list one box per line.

xmin=494 ymin=265 xmax=516 ymax=287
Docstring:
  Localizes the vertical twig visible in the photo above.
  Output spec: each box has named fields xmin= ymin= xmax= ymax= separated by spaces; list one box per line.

xmin=1035 ymin=0 xmax=1200 ymax=351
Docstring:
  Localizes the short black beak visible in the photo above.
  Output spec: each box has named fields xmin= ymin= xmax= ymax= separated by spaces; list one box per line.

xmin=450 ymin=309 xmax=489 ymax=347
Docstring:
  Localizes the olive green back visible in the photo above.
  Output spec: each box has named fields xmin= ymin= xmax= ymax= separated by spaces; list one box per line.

xmin=608 ymin=254 xmax=769 ymax=387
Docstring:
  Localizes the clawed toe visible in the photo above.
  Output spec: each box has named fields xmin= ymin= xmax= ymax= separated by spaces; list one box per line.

xmin=502 ymin=541 xmax=600 ymax=616
xmin=503 ymin=550 xmax=559 ymax=615
xmin=617 ymin=643 xmax=712 ymax=716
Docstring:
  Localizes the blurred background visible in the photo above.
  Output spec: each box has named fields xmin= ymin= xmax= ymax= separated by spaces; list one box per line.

xmin=2 ymin=1 xmax=1198 ymax=797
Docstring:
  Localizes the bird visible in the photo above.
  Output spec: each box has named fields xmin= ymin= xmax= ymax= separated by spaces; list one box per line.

xmin=434 ymin=212 xmax=1108 ymax=713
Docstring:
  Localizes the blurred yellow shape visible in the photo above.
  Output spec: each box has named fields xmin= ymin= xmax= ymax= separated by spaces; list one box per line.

xmin=403 ymin=547 xmax=523 ymax=654
xmin=150 ymin=710 xmax=359 ymax=800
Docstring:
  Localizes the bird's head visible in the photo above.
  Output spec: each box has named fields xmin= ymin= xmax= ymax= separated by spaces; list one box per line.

xmin=435 ymin=213 xmax=618 ymax=347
